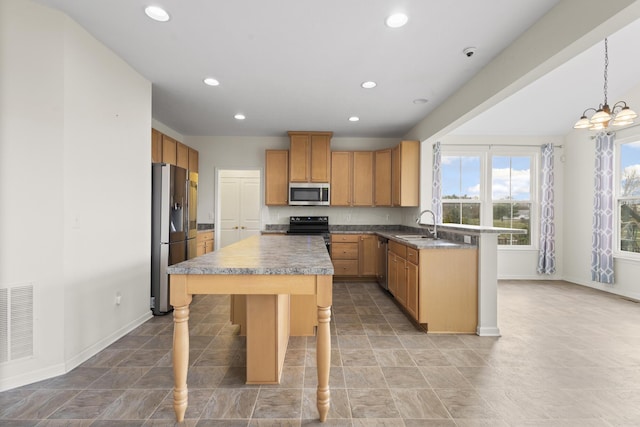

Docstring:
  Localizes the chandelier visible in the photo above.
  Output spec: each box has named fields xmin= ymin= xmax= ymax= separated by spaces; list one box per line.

xmin=573 ymin=38 xmax=637 ymax=130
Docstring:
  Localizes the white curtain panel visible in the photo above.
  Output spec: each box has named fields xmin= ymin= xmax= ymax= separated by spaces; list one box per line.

xmin=591 ymin=132 xmax=615 ymax=284
xmin=537 ymin=143 xmax=556 ymax=274
xmin=432 ymin=141 xmax=442 ymax=223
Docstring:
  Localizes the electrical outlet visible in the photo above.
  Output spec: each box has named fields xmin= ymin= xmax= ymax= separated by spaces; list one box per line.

xmin=115 ymin=292 xmax=122 ymax=305
xmin=464 ymin=235 xmax=471 ymax=244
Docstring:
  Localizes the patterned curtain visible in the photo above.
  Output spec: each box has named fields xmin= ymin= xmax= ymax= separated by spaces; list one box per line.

xmin=591 ymin=132 xmax=615 ymax=284
xmin=537 ymin=143 xmax=556 ymax=274
xmin=432 ymin=141 xmax=442 ymax=222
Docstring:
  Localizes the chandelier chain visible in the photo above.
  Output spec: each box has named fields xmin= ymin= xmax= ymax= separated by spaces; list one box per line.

xmin=603 ymin=38 xmax=608 ymax=106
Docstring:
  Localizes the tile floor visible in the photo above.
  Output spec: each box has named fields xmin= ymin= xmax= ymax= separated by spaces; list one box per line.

xmin=1 ymin=280 xmax=640 ymax=426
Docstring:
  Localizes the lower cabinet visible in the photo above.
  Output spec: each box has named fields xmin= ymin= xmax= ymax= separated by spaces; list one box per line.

xmin=331 ymin=233 xmax=377 ymax=279
xmin=388 ymin=239 xmax=478 ymax=333
xmin=196 ymin=231 xmax=214 ymax=256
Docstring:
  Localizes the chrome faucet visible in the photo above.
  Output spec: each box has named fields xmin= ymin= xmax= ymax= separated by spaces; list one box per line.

xmin=416 ymin=209 xmax=438 ymax=239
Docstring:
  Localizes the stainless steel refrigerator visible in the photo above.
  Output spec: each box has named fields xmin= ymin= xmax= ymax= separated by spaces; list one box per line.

xmin=151 ymin=163 xmax=198 ymax=315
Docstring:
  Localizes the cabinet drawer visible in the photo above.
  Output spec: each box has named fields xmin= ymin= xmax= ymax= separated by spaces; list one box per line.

xmin=197 ymin=231 xmax=214 ymax=243
xmin=332 ymin=259 xmax=359 ymax=276
xmin=331 ymin=242 xmax=358 ymax=259
xmin=331 ymin=234 xmax=359 ymax=243
xmin=406 ymin=247 xmax=419 ymax=264
xmin=389 ymin=240 xmax=407 ymax=258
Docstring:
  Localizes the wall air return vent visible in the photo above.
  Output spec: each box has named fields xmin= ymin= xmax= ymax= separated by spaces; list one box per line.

xmin=0 ymin=284 xmax=34 ymax=363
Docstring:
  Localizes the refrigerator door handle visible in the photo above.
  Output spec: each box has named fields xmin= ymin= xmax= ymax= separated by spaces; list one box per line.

xmin=158 ymin=243 xmax=171 ymax=313
xmin=160 ymin=164 xmax=171 ymax=244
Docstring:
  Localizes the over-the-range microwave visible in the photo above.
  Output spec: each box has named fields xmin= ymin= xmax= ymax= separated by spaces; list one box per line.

xmin=289 ymin=183 xmax=330 ymax=206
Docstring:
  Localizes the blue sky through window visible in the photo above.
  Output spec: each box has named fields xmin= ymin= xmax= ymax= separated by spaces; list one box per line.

xmin=621 ymin=141 xmax=640 ymax=197
xmin=441 ymin=156 xmax=480 ymax=199
xmin=492 ymin=156 xmax=531 ymax=201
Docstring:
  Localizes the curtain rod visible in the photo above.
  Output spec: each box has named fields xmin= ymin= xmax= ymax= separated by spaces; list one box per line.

xmin=441 ymin=143 xmax=563 ymax=149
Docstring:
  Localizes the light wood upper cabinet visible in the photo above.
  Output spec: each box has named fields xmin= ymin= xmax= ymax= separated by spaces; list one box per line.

xmin=330 ymin=151 xmax=373 ymax=207
xmin=374 ymin=149 xmax=392 ymax=206
xmin=152 ymin=128 xmax=162 ymax=162
xmin=188 ymin=147 xmax=199 ymax=172
xmin=288 ymin=131 xmax=332 ymax=183
xmin=152 ymin=128 xmax=198 ymax=170
xmin=176 ymin=142 xmax=189 ymax=169
xmin=330 ymin=152 xmax=352 ymax=206
xmin=353 ymin=151 xmax=374 ymax=207
xmin=162 ymin=134 xmax=177 ymax=165
xmin=391 ymin=140 xmax=420 ymax=207
xmin=265 ymin=150 xmax=289 ymax=206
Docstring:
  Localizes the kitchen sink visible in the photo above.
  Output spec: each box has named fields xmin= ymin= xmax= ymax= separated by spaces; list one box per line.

xmin=394 ymin=234 xmax=434 ymax=239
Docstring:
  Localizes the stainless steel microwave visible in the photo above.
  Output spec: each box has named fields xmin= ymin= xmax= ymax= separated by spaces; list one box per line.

xmin=289 ymin=183 xmax=330 ymax=206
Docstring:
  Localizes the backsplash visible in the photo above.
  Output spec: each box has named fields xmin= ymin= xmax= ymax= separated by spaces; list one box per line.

xmin=263 ymin=223 xmax=478 ymax=245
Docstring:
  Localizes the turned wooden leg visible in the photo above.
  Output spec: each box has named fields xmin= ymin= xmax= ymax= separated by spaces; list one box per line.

xmin=316 ymin=305 xmax=331 ymax=422
xmin=172 ymin=304 xmax=190 ymax=422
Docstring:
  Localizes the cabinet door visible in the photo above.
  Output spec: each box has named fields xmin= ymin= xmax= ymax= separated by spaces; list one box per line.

xmin=398 ymin=140 xmax=420 ymax=207
xmin=330 ymin=152 xmax=352 ymax=206
xmin=188 ymin=148 xmax=199 ymax=172
xmin=310 ymin=134 xmax=331 ymax=182
xmin=391 ymin=145 xmax=400 ymax=206
xmin=289 ymin=134 xmax=309 ymax=182
xmin=388 ymin=253 xmax=398 ymax=296
xmin=353 ymin=152 xmax=374 ymax=206
xmin=162 ymin=135 xmax=177 ymax=165
xmin=265 ymin=150 xmax=289 ymax=205
xmin=176 ymin=142 xmax=189 ymax=169
xmin=359 ymin=234 xmax=377 ymax=276
xmin=152 ymin=128 xmax=162 ymax=162
xmin=396 ymin=256 xmax=407 ymax=307
xmin=374 ymin=149 xmax=392 ymax=206
xmin=406 ymin=261 xmax=419 ymax=320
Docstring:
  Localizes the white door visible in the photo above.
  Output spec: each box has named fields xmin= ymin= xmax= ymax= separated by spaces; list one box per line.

xmin=218 ymin=170 xmax=261 ymax=249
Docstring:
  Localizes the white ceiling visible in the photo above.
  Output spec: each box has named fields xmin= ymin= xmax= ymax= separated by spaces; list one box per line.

xmin=33 ymin=0 xmax=640 ymax=138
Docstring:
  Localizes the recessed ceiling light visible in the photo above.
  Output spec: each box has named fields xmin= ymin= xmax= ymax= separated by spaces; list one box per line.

xmin=234 ymin=114 xmax=246 ymax=120
xmin=385 ymin=13 xmax=408 ymax=28
xmin=413 ymin=98 xmax=428 ymax=104
xmin=203 ymin=78 xmax=219 ymax=86
xmin=348 ymin=116 xmax=360 ymax=122
xmin=144 ymin=6 xmax=170 ymax=22
xmin=361 ymin=81 xmax=377 ymax=89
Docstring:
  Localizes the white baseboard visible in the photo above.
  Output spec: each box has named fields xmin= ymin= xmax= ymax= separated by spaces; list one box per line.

xmin=562 ymin=275 xmax=640 ymax=301
xmin=0 ymin=362 xmax=66 ymax=392
xmin=0 ymin=310 xmax=152 ymax=392
xmin=65 ymin=310 xmax=153 ymax=371
xmin=476 ymin=326 xmax=501 ymax=337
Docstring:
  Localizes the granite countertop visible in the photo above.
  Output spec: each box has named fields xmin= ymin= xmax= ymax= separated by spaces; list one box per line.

xmin=167 ymin=234 xmax=334 ymax=275
xmin=376 ymin=231 xmax=476 ymax=250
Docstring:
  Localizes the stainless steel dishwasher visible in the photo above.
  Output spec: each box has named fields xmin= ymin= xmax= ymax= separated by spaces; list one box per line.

xmin=376 ymin=236 xmax=388 ymax=290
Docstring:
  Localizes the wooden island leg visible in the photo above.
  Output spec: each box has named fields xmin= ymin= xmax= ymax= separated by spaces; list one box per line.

xmin=316 ymin=275 xmax=333 ymax=422
xmin=316 ymin=305 xmax=331 ymax=421
xmin=171 ymin=275 xmax=193 ymax=422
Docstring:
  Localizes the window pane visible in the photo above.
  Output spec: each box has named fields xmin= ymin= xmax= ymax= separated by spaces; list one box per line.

xmin=492 ymin=156 xmax=531 ymax=201
xmin=620 ymin=200 xmax=640 ymax=253
xmin=443 ymin=202 xmax=480 ymax=225
xmin=494 ymin=202 xmax=531 ymax=245
xmin=621 ymin=142 xmax=640 ymax=197
xmin=442 ymin=156 xmax=480 ymax=199
xmin=461 ymin=203 xmax=480 ymax=225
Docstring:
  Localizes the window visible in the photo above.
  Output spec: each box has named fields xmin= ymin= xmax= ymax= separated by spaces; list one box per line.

xmin=618 ymin=141 xmax=640 ymax=254
xmin=491 ymin=156 xmax=532 ymax=246
xmin=441 ymin=155 xmax=481 ymax=225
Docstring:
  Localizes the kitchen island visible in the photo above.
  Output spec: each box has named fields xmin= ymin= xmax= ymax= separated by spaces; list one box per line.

xmin=167 ymin=234 xmax=334 ymax=422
